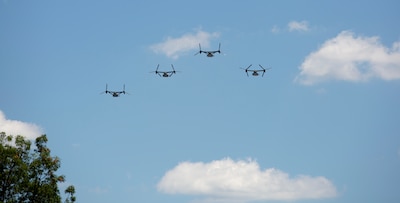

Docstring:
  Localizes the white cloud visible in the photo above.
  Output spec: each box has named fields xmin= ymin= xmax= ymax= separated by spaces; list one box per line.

xmin=0 ymin=110 xmax=43 ymax=140
xmin=271 ymin=21 xmax=309 ymax=34
xmin=150 ymin=29 xmax=220 ymax=59
xmin=295 ymin=31 xmax=400 ymax=85
xmin=288 ymin=21 xmax=309 ymax=32
xmin=157 ymin=158 xmax=337 ymax=202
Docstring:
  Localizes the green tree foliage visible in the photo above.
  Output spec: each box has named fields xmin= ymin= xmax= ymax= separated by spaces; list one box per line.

xmin=0 ymin=132 xmax=75 ymax=203
xmin=64 ymin=185 xmax=76 ymax=203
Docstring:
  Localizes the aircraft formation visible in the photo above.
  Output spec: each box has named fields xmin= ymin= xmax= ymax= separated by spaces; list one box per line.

xmin=102 ymin=43 xmax=272 ymax=97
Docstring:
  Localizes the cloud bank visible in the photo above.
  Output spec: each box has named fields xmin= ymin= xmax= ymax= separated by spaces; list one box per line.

xmin=295 ymin=31 xmax=400 ymax=85
xmin=150 ymin=29 xmax=220 ymax=59
xmin=157 ymin=158 xmax=337 ymax=202
xmin=0 ymin=110 xmax=43 ymax=140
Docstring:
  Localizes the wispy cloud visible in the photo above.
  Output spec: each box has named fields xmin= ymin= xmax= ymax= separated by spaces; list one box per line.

xmin=288 ymin=20 xmax=309 ymax=32
xmin=295 ymin=31 xmax=400 ymax=85
xmin=271 ymin=20 xmax=310 ymax=34
xmin=271 ymin=25 xmax=280 ymax=34
xmin=0 ymin=110 xmax=43 ymax=140
xmin=150 ymin=29 xmax=220 ymax=59
xmin=157 ymin=158 xmax=337 ymax=203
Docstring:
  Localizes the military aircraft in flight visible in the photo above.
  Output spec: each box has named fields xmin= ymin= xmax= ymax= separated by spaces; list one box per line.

xmin=151 ymin=64 xmax=179 ymax=77
xmin=194 ymin=43 xmax=221 ymax=57
xmin=241 ymin=64 xmax=271 ymax=77
xmin=101 ymin=84 xmax=127 ymax=97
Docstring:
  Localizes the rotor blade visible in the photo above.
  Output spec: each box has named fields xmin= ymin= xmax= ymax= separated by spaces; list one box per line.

xmin=260 ymin=64 xmax=272 ymax=72
xmin=171 ymin=64 xmax=175 ymax=72
xmin=247 ymin=64 xmax=252 ymax=70
xmin=258 ymin=64 xmax=271 ymax=70
xmin=194 ymin=43 xmax=201 ymax=55
xmin=101 ymin=84 xmax=108 ymax=94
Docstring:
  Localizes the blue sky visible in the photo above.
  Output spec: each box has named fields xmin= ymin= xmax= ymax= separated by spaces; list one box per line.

xmin=1 ymin=0 xmax=400 ymax=203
